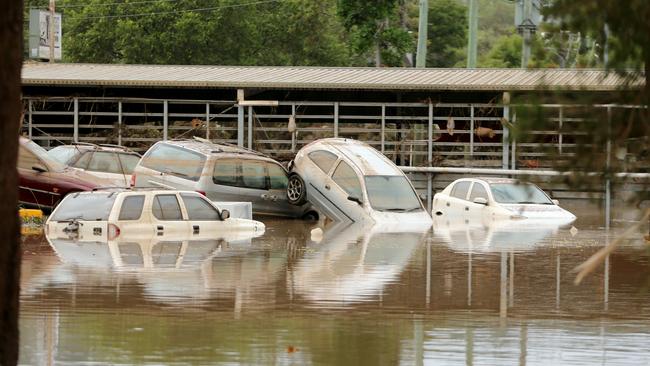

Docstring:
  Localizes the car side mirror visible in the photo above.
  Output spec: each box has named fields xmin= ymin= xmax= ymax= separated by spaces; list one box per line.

xmin=32 ymin=165 xmax=47 ymax=173
xmin=221 ymin=209 xmax=230 ymax=220
xmin=347 ymin=195 xmax=363 ymax=205
xmin=473 ymin=197 xmax=488 ymax=205
xmin=552 ymin=199 xmax=560 ymax=205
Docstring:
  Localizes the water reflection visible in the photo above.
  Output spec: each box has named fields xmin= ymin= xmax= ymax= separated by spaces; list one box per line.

xmin=18 ymin=217 xmax=650 ymax=365
xmin=289 ymin=222 xmax=428 ymax=306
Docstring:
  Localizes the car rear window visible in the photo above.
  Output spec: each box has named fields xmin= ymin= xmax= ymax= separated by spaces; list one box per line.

xmin=47 ymin=146 xmax=79 ymax=165
xmin=141 ymin=144 xmax=206 ymax=181
xmin=118 ymin=154 xmax=141 ymax=174
xmin=87 ymin=152 xmax=123 ymax=174
xmin=50 ymin=193 xmax=117 ymax=221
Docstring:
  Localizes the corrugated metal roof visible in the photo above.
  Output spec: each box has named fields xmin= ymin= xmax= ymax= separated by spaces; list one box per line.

xmin=21 ymin=63 xmax=644 ymax=91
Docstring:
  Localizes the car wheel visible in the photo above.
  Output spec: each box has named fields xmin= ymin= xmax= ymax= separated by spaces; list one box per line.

xmin=287 ymin=173 xmax=307 ymax=205
xmin=302 ymin=211 xmax=319 ymax=221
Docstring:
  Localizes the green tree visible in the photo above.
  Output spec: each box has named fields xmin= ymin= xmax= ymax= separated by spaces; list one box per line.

xmin=337 ymin=0 xmax=413 ymax=66
xmin=54 ymin=0 xmax=353 ymax=66
xmin=425 ymin=0 xmax=466 ymax=67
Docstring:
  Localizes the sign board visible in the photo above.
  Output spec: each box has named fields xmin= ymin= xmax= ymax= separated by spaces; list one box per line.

xmin=28 ymin=9 xmax=62 ymax=60
xmin=514 ymin=0 xmax=543 ymax=31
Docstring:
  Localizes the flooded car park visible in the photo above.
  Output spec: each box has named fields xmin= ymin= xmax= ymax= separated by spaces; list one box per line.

xmin=18 ymin=203 xmax=650 ymax=365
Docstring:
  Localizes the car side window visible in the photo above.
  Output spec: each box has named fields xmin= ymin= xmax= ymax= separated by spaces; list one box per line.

xmin=332 ymin=161 xmax=363 ymax=199
xmin=308 ymin=150 xmax=338 ymax=174
xmin=118 ymin=154 xmax=141 ymax=174
xmin=181 ymin=194 xmax=220 ymax=221
xmin=118 ymin=195 xmax=145 ymax=221
xmin=213 ymin=159 xmax=239 ymax=186
xmin=469 ymin=183 xmax=489 ymax=202
xmin=267 ymin=163 xmax=288 ymax=189
xmin=450 ymin=181 xmax=471 ymax=200
xmin=152 ymin=194 xmax=183 ymax=220
xmin=141 ymin=144 xmax=205 ymax=181
xmin=72 ymin=151 xmax=93 ymax=169
xmin=87 ymin=152 xmax=122 ymax=174
xmin=241 ymin=160 xmax=266 ymax=190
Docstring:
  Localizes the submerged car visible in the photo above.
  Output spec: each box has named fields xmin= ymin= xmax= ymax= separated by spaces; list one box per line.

xmin=47 ymin=143 xmax=142 ymax=187
xmin=18 ymin=137 xmax=109 ymax=211
xmin=286 ymin=138 xmax=432 ymax=225
xmin=46 ymin=189 xmax=265 ymax=242
xmin=133 ymin=138 xmax=317 ymax=219
xmin=432 ymin=177 xmax=576 ymax=225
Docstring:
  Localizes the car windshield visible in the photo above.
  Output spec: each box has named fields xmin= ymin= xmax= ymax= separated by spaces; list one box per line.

xmin=364 ymin=176 xmax=422 ymax=212
xmin=24 ymin=140 xmax=66 ymax=172
xmin=489 ymin=183 xmax=553 ymax=204
xmin=47 ymin=146 xmax=80 ymax=165
xmin=50 ymin=192 xmax=117 ymax=221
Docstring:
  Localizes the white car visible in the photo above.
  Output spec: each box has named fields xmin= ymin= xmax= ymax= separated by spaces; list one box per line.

xmin=286 ymin=138 xmax=432 ymax=225
xmin=432 ymin=177 xmax=576 ymax=225
xmin=46 ymin=189 xmax=265 ymax=242
xmin=47 ymin=143 xmax=141 ymax=187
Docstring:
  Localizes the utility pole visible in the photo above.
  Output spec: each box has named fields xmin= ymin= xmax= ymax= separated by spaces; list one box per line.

xmin=415 ymin=0 xmax=428 ymax=67
xmin=520 ymin=0 xmax=532 ymax=68
xmin=49 ymin=0 xmax=55 ymax=62
xmin=467 ymin=0 xmax=478 ymax=68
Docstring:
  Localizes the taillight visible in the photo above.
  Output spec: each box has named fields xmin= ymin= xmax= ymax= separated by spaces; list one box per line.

xmin=108 ymin=223 xmax=121 ymax=240
xmin=130 ymin=174 xmax=136 ymax=187
xmin=196 ymin=190 xmax=206 ymax=196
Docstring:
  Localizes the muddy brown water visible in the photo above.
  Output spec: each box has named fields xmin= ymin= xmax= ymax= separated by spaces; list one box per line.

xmin=18 ymin=207 xmax=650 ymax=365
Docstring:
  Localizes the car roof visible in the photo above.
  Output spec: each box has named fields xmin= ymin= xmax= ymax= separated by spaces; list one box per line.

xmin=458 ymin=177 xmax=522 ymax=184
xmin=309 ymin=138 xmax=401 ymax=176
xmin=159 ymin=138 xmax=275 ymax=161
xmin=77 ymin=188 xmax=203 ymax=196
xmin=53 ymin=143 xmax=141 ymax=155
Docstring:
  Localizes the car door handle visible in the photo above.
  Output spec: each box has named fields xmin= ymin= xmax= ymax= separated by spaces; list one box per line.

xmin=156 ymin=225 xmax=164 ymax=236
xmin=193 ymin=225 xmax=199 ymax=235
xmin=325 ymin=184 xmax=330 ymax=190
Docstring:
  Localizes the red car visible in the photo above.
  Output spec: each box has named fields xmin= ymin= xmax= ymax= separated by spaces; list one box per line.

xmin=18 ymin=137 xmax=110 ymax=211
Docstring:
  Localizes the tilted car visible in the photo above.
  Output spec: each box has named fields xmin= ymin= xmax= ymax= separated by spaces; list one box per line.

xmin=432 ymin=177 xmax=576 ymax=225
xmin=46 ymin=189 xmax=265 ymax=242
xmin=286 ymin=138 xmax=432 ymax=225
xmin=132 ymin=137 xmax=317 ymax=219
xmin=18 ymin=137 xmax=110 ymax=211
xmin=47 ymin=142 xmax=141 ymax=187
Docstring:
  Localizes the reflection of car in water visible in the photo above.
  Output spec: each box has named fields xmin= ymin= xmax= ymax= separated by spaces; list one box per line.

xmin=286 ymin=138 xmax=432 ymax=225
xmin=289 ymin=221 xmax=429 ymax=305
xmin=432 ymin=177 xmax=575 ymax=225
xmin=432 ymin=214 xmax=565 ymax=253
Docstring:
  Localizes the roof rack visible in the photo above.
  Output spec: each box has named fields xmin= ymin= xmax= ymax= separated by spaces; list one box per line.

xmin=91 ymin=186 xmax=172 ymax=192
xmin=98 ymin=143 xmax=134 ymax=152
xmin=190 ymin=136 xmax=269 ymax=158
xmin=70 ymin=142 xmax=99 ymax=147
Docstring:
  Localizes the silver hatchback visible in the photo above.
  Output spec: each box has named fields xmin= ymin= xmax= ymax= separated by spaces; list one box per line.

xmin=132 ymin=138 xmax=316 ymax=219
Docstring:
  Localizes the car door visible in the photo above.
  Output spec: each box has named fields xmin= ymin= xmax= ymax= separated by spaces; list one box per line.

xmin=325 ymin=160 xmax=366 ymax=223
xmin=209 ymin=158 xmax=248 ymax=203
xmin=237 ymin=159 xmax=276 ymax=216
xmin=262 ymin=162 xmax=304 ymax=217
xmin=179 ymin=193 xmax=228 ymax=240
xmin=18 ymin=144 xmax=60 ymax=208
xmin=113 ymin=193 xmax=151 ymax=240
xmin=467 ymin=182 xmax=490 ymax=219
xmin=445 ymin=181 xmax=471 ymax=216
xmin=150 ymin=193 xmax=190 ymax=238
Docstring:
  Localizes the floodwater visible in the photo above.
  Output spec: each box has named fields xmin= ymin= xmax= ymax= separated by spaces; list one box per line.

xmin=18 ymin=207 xmax=650 ymax=365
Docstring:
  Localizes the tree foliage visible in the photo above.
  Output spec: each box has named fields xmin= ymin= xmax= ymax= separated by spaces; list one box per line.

xmin=425 ymin=0 xmax=466 ymax=67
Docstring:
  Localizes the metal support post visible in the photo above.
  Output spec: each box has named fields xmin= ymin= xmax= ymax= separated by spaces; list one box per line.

xmin=291 ymin=103 xmax=296 ymax=153
xmin=500 ymin=251 xmax=507 ymax=318
xmin=28 ymin=100 xmax=33 ymax=140
xmin=163 ymin=100 xmax=168 ymax=141
xmin=381 ymin=104 xmax=386 ymax=153
xmin=237 ymin=105 xmax=244 ymax=147
xmin=558 ymin=107 xmax=563 ymax=154
xmin=605 ymin=106 xmax=612 ymax=229
xmin=206 ymin=103 xmax=210 ymax=140
xmin=502 ymin=105 xmax=510 ymax=170
xmin=415 ymin=0 xmax=428 ymax=68
xmin=467 ymin=0 xmax=478 ymax=68
xmin=118 ymin=101 xmax=122 ymax=146
xmin=427 ymin=103 xmax=434 ymax=211
xmin=73 ymin=98 xmax=79 ymax=143
xmin=334 ymin=102 xmax=339 ymax=138
xmin=247 ymin=106 xmax=253 ymax=149
xmin=469 ymin=105 xmax=474 ymax=157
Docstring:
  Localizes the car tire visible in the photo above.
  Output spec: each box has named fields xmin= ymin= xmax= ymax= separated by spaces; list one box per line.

xmin=302 ymin=211 xmax=319 ymax=221
xmin=287 ymin=173 xmax=307 ymax=205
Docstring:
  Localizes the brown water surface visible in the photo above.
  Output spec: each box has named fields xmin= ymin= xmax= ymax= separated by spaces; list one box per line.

xmin=19 ymin=212 xmax=650 ymax=365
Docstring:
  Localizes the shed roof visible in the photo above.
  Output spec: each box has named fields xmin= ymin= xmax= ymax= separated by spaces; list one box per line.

xmin=21 ymin=63 xmax=643 ymax=92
